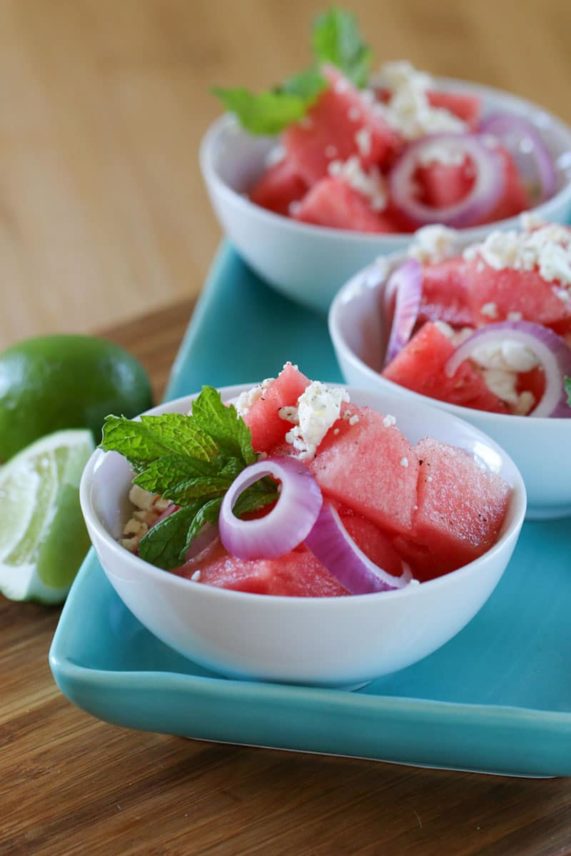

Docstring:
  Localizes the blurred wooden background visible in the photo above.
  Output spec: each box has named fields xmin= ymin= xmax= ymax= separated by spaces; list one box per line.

xmin=2 ymin=0 xmax=571 ymax=349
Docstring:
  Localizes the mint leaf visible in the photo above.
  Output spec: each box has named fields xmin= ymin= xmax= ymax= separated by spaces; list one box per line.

xmin=565 ymin=376 xmax=571 ymax=406
xmin=280 ymin=68 xmax=326 ymax=101
xmin=212 ymin=87 xmax=309 ymax=135
xmin=138 ymin=504 xmax=201 ymax=570
xmin=102 ymin=414 xmax=218 ymax=469
xmin=312 ymin=8 xmax=372 ymax=87
xmin=191 ymin=387 xmax=256 ymax=465
xmin=182 ymin=497 xmax=223 ymax=556
xmin=134 ymin=457 xmax=234 ymax=505
xmin=234 ymin=479 xmax=278 ymax=517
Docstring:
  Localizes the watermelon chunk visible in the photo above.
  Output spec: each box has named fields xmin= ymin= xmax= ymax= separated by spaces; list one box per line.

xmin=419 ymin=260 xmax=474 ymax=327
xmin=427 ymin=90 xmax=482 ymax=127
xmin=284 ymin=66 xmax=399 ymax=185
xmin=243 ymin=363 xmax=309 ymax=454
xmin=416 ymin=159 xmax=474 ymax=209
xmin=249 ymin=157 xmax=307 ymax=216
xmin=339 ymin=506 xmax=404 ymax=577
xmin=411 ymin=438 xmax=511 ymax=572
xmin=310 ymin=406 xmax=419 ymax=536
xmin=465 ymin=260 xmax=571 ymax=329
xmin=382 ymin=322 xmax=509 ymax=414
xmin=293 ymin=177 xmax=397 ymax=233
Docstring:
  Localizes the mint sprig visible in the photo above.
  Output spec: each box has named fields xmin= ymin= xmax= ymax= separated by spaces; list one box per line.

xmin=101 ymin=387 xmax=277 ymax=570
xmin=565 ymin=376 xmax=571 ymax=406
xmin=212 ymin=7 xmax=371 ymax=135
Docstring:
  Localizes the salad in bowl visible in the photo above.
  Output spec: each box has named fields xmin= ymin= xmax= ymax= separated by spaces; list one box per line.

xmin=80 ymin=366 xmax=526 ymax=685
xmin=202 ymin=8 xmax=571 ymax=311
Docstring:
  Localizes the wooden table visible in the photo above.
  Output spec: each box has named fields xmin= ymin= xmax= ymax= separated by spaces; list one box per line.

xmin=1 ymin=302 xmax=570 ymax=856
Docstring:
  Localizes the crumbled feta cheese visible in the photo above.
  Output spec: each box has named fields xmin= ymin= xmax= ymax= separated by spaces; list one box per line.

xmin=348 ymin=414 xmax=360 ymax=426
xmin=234 ymin=377 xmax=274 ymax=418
xmin=463 ymin=220 xmax=571 ymax=294
xmin=409 ymin=225 xmax=457 ymax=264
xmin=191 ymin=570 xmax=201 ymax=582
xmin=328 ymin=156 xmax=387 ymax=211
xmin=400 ymin=456 xmax=409 ymax=468
xmin=369 ymin=61 xmax=466 ymax=140
xmin=480 ymin=368 xmax=535 ymax=413
xmin=434 ymin=320 xmax=455 ymax=339
xmin=285 ymin=382 xmax=350 ymax=461
xmin=278 ymin=405 xmax=298 ymax=424
xmin=325 ymin=144 xmax=338 ymax=159
xmin=471 ymin=340 xmax=539 ymax=373
xmin=129 ymin=484 xmax=155 ymax=511
xmin=355 ymin=127 xmax=372 ymax=158
xmin=383 ymin=414 xmax=397 ymax=427
xmin=481 ymin=302 xmax=499 ymax=319
xmin=507 ymin=311 xmax=523 ymax=321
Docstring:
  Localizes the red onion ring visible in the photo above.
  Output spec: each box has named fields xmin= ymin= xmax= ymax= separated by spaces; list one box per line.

xmin=479 ymin=113 xmax=557 ymax=202
xmin=445 ymin=321 xmax=571 ymax=418
xmin=389 ymin=133 xmax=505 ymax=227
xmin=305 ymin=503 xmax=413 ymax=595
xmin=219 ymin=456 xmax=323 ymax=559
xmin=384 ymin=260 xmax=423 ymax=365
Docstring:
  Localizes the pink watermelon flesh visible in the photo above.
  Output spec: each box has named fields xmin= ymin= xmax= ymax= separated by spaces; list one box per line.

xmin=382 ymin=322 xmax=510 ymax=414
xmin=243 ymin=364 xmax=309 ymax=454
xmin=284 ymin=66 xmax=399 ymax=185
xmin=176 ymin=508 xmax=402 ymax=596
xmin=293 ymin=177 xmax=397 ymax=233
xmin=464 ymin=260 xmax=571 ymax=329
xmin=309 ymin=405 xmax=419 ymax=536
xmin=419 ymin=260 xmax=474 ymax=326
xmin=416 ymin=158 xmax=474 ymax=209
xmin=480 ymin=148 xmax=528 ymax=224
xmin=427 ymin=90 xmax=482 ymax=127
xmin=412 ymin=438 xmax=511 ymax=572
xmin=249 ymin=157 xmax=307 ymax=216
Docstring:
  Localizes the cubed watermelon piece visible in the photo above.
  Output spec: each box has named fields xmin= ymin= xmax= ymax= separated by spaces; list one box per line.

xmin=465 ymin=260 xmax=571 ymax=329
xmin=293 ymin=176 xmax=397 ymax=233
xmin=416 ymin=159 xmax=474 ymax=209
xmin=243 ymin=364 xmax=309 ymax=454
xmin=310 ymin=406 xmax=419 ymax=536
xmin=382 ymin=322 xmax=510 ymax=414
xmin=427 ymin=90 xmax=482 ymax=127
xmin=339 ymin=506 xmax=404 ymax=577
xmin=419 ymin=260 xmax=474 ymax=327
xmin=412 ymin=438 xmax=511 ymax=571
xmin=249 ymin=157 xmax=308 ymax=216
xmin=284 ymin=66 xmax=399 ymax=185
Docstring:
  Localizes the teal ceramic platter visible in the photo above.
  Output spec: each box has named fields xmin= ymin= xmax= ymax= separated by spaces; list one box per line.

xmin=50 ymin=245 xmax=571 ymax=777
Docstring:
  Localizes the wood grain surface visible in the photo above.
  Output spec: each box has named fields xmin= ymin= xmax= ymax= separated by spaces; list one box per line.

xmin=1 ymin=301 xmax=570 ymax=856
xmin=2 ymin=0 xmax=571 ymax=348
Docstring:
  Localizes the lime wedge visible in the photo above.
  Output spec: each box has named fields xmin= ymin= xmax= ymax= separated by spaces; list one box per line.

xmin=0 ymin=430 xmax=94 ymax=603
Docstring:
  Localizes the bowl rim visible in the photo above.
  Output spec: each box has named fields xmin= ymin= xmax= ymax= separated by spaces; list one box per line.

xmin=329 ymin=252 xmax=571 ymax=426
xmin=80 ymin=384 xmax=527 ymax=608
xmin=200 ymin=74 xmax=571 ymax=244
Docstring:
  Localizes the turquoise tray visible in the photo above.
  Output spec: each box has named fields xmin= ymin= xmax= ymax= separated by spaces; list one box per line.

xmin=50 ymin=245 xmax=571 ymax=777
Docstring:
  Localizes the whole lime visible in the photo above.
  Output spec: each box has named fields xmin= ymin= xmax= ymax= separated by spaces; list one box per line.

xmin=0 ymin=334 xmax=153 ymax=461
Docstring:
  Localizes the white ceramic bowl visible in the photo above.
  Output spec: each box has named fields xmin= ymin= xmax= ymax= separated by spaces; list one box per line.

xmin=80 ymin=385 xmax=526 ymax=688
xmin=330 ymin=258 xmax=570 ymax=520
xmin=200 ymin=78 xmax=571 ymax=314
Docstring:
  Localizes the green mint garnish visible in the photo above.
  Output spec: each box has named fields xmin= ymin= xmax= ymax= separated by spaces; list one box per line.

xmin=101 ymin=387 xmax=277 ymax=570
xmin=312 ymin=8 xmax=372 ymax=88
xmin=565 ymin=376 xmax=571 ymax=406
xmin=212 ymin=7 xmax=371 ymax=135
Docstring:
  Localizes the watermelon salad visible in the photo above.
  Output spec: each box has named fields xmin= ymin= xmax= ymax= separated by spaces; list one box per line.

xmin=381 ymin=217 xmax=571 ymax=418
xmin=214 ymin=9 xmax=557 ymax=235
xmin=103 ymin=365 xmax=512 ymax=599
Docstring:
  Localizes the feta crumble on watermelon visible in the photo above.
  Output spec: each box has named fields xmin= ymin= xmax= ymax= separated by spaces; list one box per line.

xmin=381 ymin=217 xmax=571 ymax=417
xmin=115 ymin=364 xmax=512 ymax=596
xmin=214 ymin=10 xmax=553 ymax=234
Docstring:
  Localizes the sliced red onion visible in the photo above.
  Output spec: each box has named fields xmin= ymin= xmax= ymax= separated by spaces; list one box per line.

xmin=384 ymin=260 xmax=423 ymax=365
xmin=479 ymin=113 xmax=557 ymax=202
xmin=389 ymin=133 xmax=504 ymax=227
xmin=219 ymin=456 xmax=322 ymax=559
xmin=305 ymin=503 xmax=412 ymax=595
xmin=445 ymin=321 xmax=571 ymax=418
